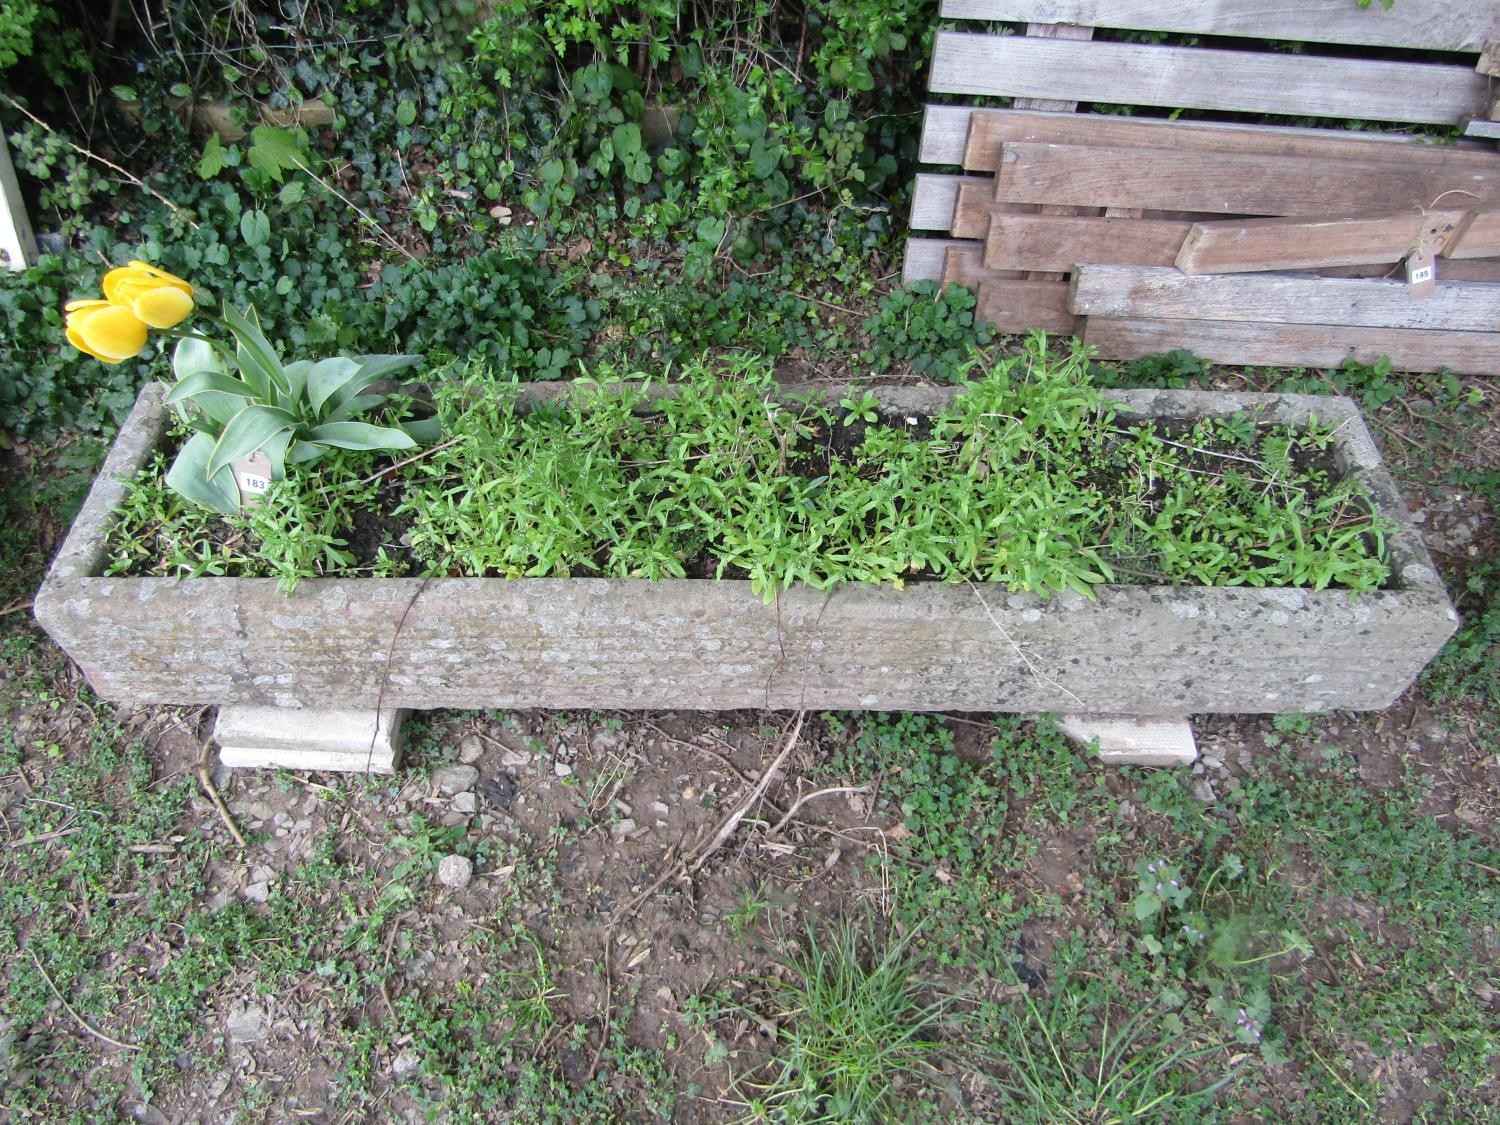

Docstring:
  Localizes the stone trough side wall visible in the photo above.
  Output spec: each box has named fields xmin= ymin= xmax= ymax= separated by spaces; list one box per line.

xmin=34 ymin=383 xmax=1458 ymax=715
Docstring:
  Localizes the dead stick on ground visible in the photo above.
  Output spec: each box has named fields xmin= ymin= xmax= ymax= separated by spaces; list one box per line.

xmin=588 ymin=931 xmax=613 ymax=1081
xmin=29 ymin=949 xmax=139 ymax=1052
xmin=195 ymin=739 xmax=247 ymax=847
xmin=766 ymin=786 xmax=868 ymax=838
xmin=690 ymin=712 xmax=804 ymax=875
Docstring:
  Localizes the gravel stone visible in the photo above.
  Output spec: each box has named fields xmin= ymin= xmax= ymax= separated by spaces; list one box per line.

xmin=611 ymin=818 xmax=638 ymax=842
xmin=437 ymin=854 xmax=473 ymax=889
xmin=451 ymin=791 xmax=477 ymax=815
xmin=554 ymin=762 xmax=574 ymax=778
xmin=432 ymin=765 xmax=479 ymax=796
xmin=392 ymin=1047 xmax=422 ymax=1077
xmin=458 ymin=735 xmax=484 ymax=764
xmin=227 ymin=1003 xmax=267 ymax=1044
xmin=501 ymin=748 xmax=533 ymax=768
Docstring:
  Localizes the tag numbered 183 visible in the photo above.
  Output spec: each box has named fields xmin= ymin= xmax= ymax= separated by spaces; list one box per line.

xmin=233 ymin=451 xmax=273 ymax=505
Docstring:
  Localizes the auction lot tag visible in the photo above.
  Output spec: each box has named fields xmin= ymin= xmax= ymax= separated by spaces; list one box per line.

xmin=234 ymin=451 xmax=273 ymax=506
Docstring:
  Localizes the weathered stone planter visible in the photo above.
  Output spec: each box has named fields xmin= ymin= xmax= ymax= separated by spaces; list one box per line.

xmin=35 ymin=382 xmax=1457 ymax=770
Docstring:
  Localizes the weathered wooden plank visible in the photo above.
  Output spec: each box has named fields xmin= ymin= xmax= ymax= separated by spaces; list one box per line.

xmin=1454 ymin=210 xmax=1500 ymax=259
xmin=1071 ymin=266 xmax=1500 ymax=332
xmin=939 ymin=1 xmax=1496 ymax=53
xmin=995 ymin=142 xmax=1500 ymax=216
xmin=943 ymin=246 xmax=1076 ymax=332
xmin=1480 ymin=42 xmax=1500 ymax=77
xmin=981 ymin=211 xmax=1500 ymax=278
xmin=0 ymin=134 xmax=37 ymax=272
xmin=911 ymin=172 xmax=994 ymax=232
xmin=953 ymin=179 xmax=1013 ymax=240
xmin=1176 ymin=210 xmax=1498 ymax=274
xmin=1083 ymin=317 xmax=1500 ymax=376
xmin=978 ymin=280 xmax=1078 ymax=334
xmin=965 ymin=108 xmax=1500 ymax=172
xmin=986 ymin=212 xmax=1191 ymax=272
xmin=1464 ymin=117 xmax=1500 ymax=140
xmin=920 ymin=104 xmax=974 ymax=165
xmin=930 ymin=33 xmax=1490 ymax=125
xmin=903 ymin=238 xmax=966 ymax=285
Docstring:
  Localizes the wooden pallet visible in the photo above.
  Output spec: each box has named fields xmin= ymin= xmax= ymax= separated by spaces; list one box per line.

xmin=904 ymin=4 xmax=1500 ymax=372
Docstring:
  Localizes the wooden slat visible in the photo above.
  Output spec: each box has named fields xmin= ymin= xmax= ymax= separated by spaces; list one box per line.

xmin=994 ymin=142 xmax=1500 ymax=216
xmin=920 ymin=105 xmax=974 ymax=165
xmin=1082 ymin=317 xmax=1500 ymax=375
xmin=1175 ymin=210 xmax=1499 ymax=274
xmin=964 ymin=108 xmax=1500 ymax=172
xmin=978 ymin=280 xmax=1077 ymax=334
xmin=903 ymin=238 xmax=966 ymax=284
xmin=1071 ymin=266 xmax=1500 ymax=332
xmin=0 ymin=134 xmax=37 ymax=272
xmin=939 ymin=1 xmax=1496 ymax=54
xmin=1454 ymin=210 xmax=1500 ymax=259
xmin=986 ymin=212 xmax=1191 ymax=272
xmin=911 ymin=172 xmax=994 ymax=232
xmin=982 ymin=211 xmax=1500 ymax=277
xmin=1466 ymin=117 xmax=1500 ymax=140
xmin=930 ymin=33 xmax=1490 ymax=126
xmin=953 ymin=180 xmax=1012 ymax=240
xmin=942 ymin=246 xmax=1076 ymax=333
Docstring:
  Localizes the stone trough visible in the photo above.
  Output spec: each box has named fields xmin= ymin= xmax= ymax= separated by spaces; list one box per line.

xmin=34 ymin=382 xmax=1457 ymax=771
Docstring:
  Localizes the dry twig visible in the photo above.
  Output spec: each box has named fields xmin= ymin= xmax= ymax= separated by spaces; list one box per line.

xmin=28 ymin=949 xmax=139 ymax=1052
xmin=690 ymin=712 xmax=804 ymax=874
xmin=195 ymin=739 xmax=247 ymax=847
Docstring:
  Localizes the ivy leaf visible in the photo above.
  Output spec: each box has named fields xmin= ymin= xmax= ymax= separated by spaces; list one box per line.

xmin=395 ymin=100 xmax=417 ymax=127
xmin=240 ymin=209 xmax=271 ymax=247
xmin=198 ymin=134 xmax=224 ymax=180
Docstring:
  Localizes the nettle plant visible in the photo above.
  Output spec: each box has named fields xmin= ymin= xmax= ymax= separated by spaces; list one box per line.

xmin=1131 ymin=854 xmax=1312 ymax=1063
xmin=65 ymin=260 xmax=436 ymax=514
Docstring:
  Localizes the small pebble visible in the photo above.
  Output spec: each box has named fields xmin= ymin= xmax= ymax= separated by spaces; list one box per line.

xmin=227 ymin=1003 xmax=267 ymax=1045
xmin=554 ymin=762 xmax=574 ymax=778
xmin=1190 ymin=779 xmax=1217 ymax=804
xmin=611 ymin=818 xmax=638 ymax=842
xmin=501 ymin=748 xmax=532 ymax=768
xmin=451 ymin=791 xmax=477 ymax=815
xmin=613 ymin=800 xmax=633 ymax=817
xmin=437 ymin=854 xmax=473 ymax=889
xmin=649 ymin=800 xmax=670 ymax=816
xmin=432 ymin=765 xmax=478 ymax=796
xmin=458 ymin=735 xmax=484 ymax=764
xmin=392 ymin=1047 xmax=422 ymax=1078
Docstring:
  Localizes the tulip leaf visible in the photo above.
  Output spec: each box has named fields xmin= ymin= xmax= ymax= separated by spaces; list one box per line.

xmin=164 ymin=369 xmax=258 ymax=405
xmin=306 ymin=421 xmax=418 ymax=451
xmin=222 ymin=303 xmax=288 ymax=400
xmin=165 ymin=432 xmax=241 ymax=515
xmin=401 ymin=416 xmax=443 ymax=445
xmin=282 ymin=359 xmax=311 ymax=407
xmin=350 ymin=353 xmax=424 ymax=382
xmin=324 ymin=393 xmax=387 ymax=424
xmin=171 ymin=336 xmax=227 ymax=382
xmin=207 ymin=405 xmax=298 ymax=475
xmin=305 ymin=357 xmax=362 ymax=414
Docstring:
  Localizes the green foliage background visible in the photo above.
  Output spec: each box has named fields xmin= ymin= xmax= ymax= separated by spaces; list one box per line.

xmin=0 ymin=0 xmax=939 ymax=438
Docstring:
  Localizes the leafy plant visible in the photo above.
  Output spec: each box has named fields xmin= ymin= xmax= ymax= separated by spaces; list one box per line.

xmin=160 ymin=307 xmax=430 ymax=514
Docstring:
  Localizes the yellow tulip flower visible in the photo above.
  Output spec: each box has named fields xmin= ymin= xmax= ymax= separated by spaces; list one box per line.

xmin=64 ymin=299 xmax=149 ymax=364
xmin=102 ymin=260 xmax=196 ymax=329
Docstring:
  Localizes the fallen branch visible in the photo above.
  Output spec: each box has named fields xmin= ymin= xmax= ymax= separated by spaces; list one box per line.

xmin=29 ymin=949 xmax=139 ymax=1052
xmin=195 ymin=739 xmax=247 ymax=847
xmin=690 ymin=712 xmax=804 ymax=875
xmin=766 ymin=785 xmax=868 ymax=838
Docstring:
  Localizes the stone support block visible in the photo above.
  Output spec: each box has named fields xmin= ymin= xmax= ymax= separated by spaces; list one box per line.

xmin=1059 ymin=715 xmax=1199 ymax=767
xmin=215 ymin=706 xmax=407 ymax=773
